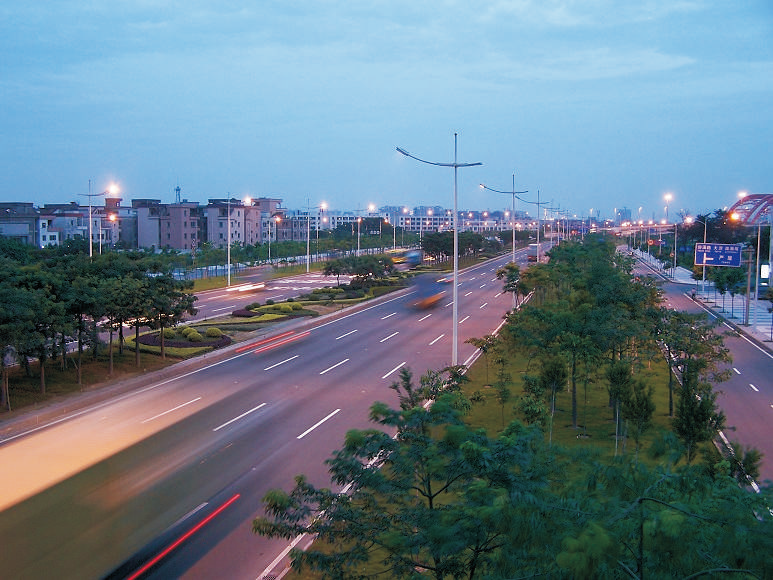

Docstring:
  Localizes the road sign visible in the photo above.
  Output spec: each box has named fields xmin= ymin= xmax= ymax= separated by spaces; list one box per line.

xmin=695 ymin=243 xmax=743 ymax=267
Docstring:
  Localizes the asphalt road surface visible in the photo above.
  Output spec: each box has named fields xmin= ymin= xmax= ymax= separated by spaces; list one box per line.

xmin=634 ymin=258 xmax=773 ymax=485
xmin=0 ymin=251 xmax=526 ymax=580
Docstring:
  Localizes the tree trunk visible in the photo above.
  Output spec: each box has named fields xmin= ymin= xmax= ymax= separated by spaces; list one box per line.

xmin=39 ymin=355 xmax=46 ymax=395
xmin=571 ymin=355 xmax=577 ymax=429
xmin=108 ymin=328 xmax=114 ymax=376
xmin=135 ymin=325 xmax=141 ymax=367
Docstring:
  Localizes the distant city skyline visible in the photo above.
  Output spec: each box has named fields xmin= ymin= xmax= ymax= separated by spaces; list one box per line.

xmin=2 ymin=2 xmax=771 ymax=219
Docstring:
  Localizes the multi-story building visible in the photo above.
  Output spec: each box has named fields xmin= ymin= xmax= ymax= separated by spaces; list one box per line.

xmin=0 ymin=202 xmax=39 ymax=245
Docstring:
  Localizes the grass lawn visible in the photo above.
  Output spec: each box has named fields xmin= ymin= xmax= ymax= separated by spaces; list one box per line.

xmin=275 ymin=337 xmax=711 ymax=579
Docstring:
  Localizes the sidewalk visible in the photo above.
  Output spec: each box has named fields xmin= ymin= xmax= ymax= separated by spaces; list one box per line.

xmin=633 ymin=249 xmax=773 ymax=349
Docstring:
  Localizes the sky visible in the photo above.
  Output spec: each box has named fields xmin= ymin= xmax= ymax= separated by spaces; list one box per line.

xmin=2 ymin=1 xmax=772 ymax=220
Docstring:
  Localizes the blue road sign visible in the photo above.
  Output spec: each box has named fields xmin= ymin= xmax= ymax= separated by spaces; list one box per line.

xmin=695 ymin=243 xmax=743 ymax=267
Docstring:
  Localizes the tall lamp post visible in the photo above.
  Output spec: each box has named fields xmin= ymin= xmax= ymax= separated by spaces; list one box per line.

xmin=397 ymin=133 xmax=482 ymax=366
xmin=80 ymin=181 xmax=117 ymax=258
xmin=303 ymin=201 xmax=328 ymax=272
xmin=479 ymin=174 xmax=528 ymax=265
xmin=226 ymin=197 xmax=232 ymax=287
xmin=685 ymin=216 xmax=708 ymax=293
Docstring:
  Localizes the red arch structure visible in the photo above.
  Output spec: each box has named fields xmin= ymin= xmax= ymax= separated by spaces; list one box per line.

xmin=727 ymin=193 xmax=773 ymax=225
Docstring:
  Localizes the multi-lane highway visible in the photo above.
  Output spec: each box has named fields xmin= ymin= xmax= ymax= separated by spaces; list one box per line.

xmin=0 ymin=251 xmax=524 ymax=580
xmin=635 ymin=258 xmax=773 ymax=484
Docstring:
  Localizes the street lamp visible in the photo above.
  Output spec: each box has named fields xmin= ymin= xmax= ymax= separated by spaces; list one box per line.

xmin=479 ymin=174 xmax=528 ymax=265
xmin=685 ymin=216 xmax=708 ymax=293
xmin=396 ymin=133 xmax=482 ymax=366
xmin=80 ymin=181 xmax=118 ymax=258
xmin=226 ymin=196 xmax=232 ymax=287
xmin=268 ymin=215 xmax=281 ymax=262
xmin=664 ymin=192 xmax=672 ymax=223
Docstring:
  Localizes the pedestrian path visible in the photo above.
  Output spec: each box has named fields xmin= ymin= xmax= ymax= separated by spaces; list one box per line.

xmin=632 ymin=249 xmax=773 ymax=348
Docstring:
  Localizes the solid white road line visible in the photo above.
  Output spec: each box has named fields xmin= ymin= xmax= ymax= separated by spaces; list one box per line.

xmin=382 ymin=362 xmax=406 ymax=379
xmin=213 ymin=403 xmax=267 ymax=432
xmin=297 ymin=409 xmax=341 ymax=439
xmin=320 ymin=359 xmax=349 ymax=375
xmin=335 ymin=329 xmax=358 ymax=340
xmin=264 ymin=355 xmax=299 ymax=371
xmin=141 ymin=397 xmax=202 ymax=424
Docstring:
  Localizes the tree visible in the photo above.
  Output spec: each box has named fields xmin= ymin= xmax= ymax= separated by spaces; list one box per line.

xmin=146 ymin=274 xmax=198 ymax=359
xmin=606 ymin=359 xmax=633 ymax=455
xmin=673 ymin=380 xmax=725 ymax=464
xmin=254 ymin=370 xmax=560 ymax=579
xmin=540 ymin=355 xmax=568 ymax=445
xmin=619 ymin=378 xmax=655 ymax=461
xmin=465 ymin=335 xmax=496 ymax=385
xmin=495 ymin=262 xmax=522 ymax=306
xmin=323 ymin=259 xmax=345 ymax=286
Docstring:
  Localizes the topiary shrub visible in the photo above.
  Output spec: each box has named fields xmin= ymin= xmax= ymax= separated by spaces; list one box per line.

xmin=180 ymin=326 xmax=194 ymax=337
xmin=163 ymin=328 xmax=176 ymax=339
xmin=206 ymin=327 xmax=223 ymax=338
xmin=187 ymin=330 xmax=203 ymax=342
xmin=279 ymin=303 xmax=293 ymax=313
xmin=290 ymin=302 xmax=302 ymax=310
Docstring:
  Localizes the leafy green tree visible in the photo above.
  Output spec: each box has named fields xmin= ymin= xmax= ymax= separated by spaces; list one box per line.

xmin=566 ymin=460 xmax=773 ymax=578
xmin=673 ymin=381 xmax=725 ymax=464
xmin=322 ymin=259 xmax=345 ymax=286
xmin=619 ymin=378 xmax=655 ymax=461
xmin=465 ymin=335 xmax=496 ymax=385
xmin=519 ymin=374 xmax=548 ymax=427
xmin=606 ymin=360 xmax=633 ymax=455
xmin=146 ymin=274 xmax=197 ymax=359
xmin=495 ymin=262 xmax=522 ymax=306
xmin=540 ymin=355 xmax=568 ymax=445
xmin=254 ymin=371 xmax=561 ymax=579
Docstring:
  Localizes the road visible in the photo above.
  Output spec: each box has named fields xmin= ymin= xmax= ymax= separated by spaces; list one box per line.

xmin=0 ymin=252 xmax=525 ymax=580
xmin=634 ymin=258 xmax=773 ymax=484
xmin=191 ymin=270 xmax=355 ymax=321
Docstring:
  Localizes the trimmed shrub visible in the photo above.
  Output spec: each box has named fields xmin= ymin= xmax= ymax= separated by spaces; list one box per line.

xmin=187 ymin=330 xmax=203 ymax=342
xmin=290 ymin=302 xmax=302 ymax=310
xmin=162 ymin=328 xmax=176 ymax=339
xmin=206 ymin=327 xmax=223 ymax=338
xmin=279 ymin=303 xmax=294 ymax=313
xmin=266 ymin=299 xmax=275 ymax=305
xmin=180 ymin=326 xmax=194 ymax=337
xmin=247 ymin=302 xmax=261 ymax=309
xmin=286 ymin=297 xmax=294 ymax=302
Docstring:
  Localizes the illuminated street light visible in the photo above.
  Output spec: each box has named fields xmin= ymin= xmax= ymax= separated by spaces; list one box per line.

xmin=480 ymin=174 xmax=528 ymax=266
xmin=80 ymin=181 xmax=118 ymax=258
xmin=685 ymin=215 xmax=708 ymax=293
xmin=396 ymin=134 xmax=482 ymax=366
